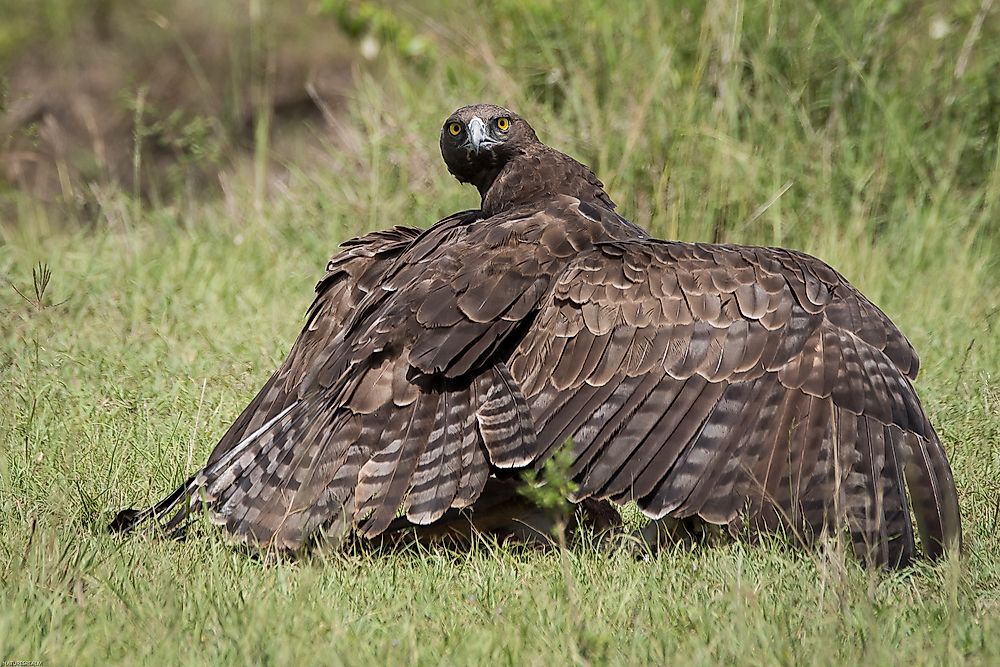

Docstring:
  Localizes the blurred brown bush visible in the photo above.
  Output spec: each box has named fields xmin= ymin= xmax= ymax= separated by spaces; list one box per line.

xmin=0 ymin=0 xmax=355 ymax=206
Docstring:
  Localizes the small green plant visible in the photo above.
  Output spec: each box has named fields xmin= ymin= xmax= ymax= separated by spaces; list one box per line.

xmin=519 ymin=439 xmax=578 ymax=538
xmin=9 ymin=262 xmax=68 ymax=311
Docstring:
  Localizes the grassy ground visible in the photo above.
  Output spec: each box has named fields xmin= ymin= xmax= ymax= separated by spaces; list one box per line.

xmin=2 ymin=1 xmax=1000 ymax=664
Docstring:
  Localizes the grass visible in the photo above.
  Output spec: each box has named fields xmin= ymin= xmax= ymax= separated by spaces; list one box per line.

xmin=2 ymin=1 xmax=1000 ymax=664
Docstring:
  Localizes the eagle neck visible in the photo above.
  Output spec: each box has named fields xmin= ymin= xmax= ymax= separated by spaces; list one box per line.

xmin=479 ymin=146 xmax=615 ymax=217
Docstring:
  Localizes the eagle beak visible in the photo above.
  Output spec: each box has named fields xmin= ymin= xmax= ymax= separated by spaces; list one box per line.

xmin=465 ymin=117 xmax=498 ymax=154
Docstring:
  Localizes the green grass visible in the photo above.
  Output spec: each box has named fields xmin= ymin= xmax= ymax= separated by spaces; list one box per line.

xmin=2 ymin=1 xmax=1000 ymax=664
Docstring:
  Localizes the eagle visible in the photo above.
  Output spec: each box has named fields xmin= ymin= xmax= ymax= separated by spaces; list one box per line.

xmin=113 ymin=103 xmax=961 ymax=567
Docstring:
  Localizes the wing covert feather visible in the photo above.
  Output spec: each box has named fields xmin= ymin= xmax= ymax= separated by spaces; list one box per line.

xmin=512 ymin=240 xmax=959 ymax=565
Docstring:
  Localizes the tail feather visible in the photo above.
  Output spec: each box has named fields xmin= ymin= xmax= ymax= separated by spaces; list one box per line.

xmin=453 ymin=383 xmax=491 ymax=507
xmin=475 ymin=364 xmax=537 ymax=467
xmin=356 ymin=391 xmax=438 ymax=536
xmin=404 ymin=387 xmax=468 ymax=523
xmin=901 ymin=424 xmax=962 ymax=559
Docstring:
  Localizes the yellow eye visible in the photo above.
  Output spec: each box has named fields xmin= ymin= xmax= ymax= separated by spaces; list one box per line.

xmin=448 ymin=122 xmax=462 ymax=136
xmin=496 ymin=117 xmax=511 ymax=132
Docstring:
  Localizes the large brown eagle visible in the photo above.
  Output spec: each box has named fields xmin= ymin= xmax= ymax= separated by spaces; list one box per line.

xmin=114 ymin=104 xmax=961 ymax=567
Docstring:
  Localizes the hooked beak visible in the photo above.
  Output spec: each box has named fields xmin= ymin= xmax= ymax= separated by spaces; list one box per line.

xmin=464 ymin=116 xmax=498 ymax=154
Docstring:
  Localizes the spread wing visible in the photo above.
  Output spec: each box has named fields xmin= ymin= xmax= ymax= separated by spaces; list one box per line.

xmin=110 ymin=222 xmax=427 ymax=538
xmin=205 ymin=224 xmax=425 ymax=466
xmin=210 ymin=199 xmax=643 ymax=541
xmin=181 ymin=198 xmax=643 ymax=548
xmin=111 ymin=204 xmax=563 ymax=548
xmin=508 ymin=240 xmax=960 ymax=566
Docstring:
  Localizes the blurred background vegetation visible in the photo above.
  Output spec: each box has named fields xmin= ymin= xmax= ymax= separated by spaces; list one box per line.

xmin=1 ymin=0 xmax=997 ymax=246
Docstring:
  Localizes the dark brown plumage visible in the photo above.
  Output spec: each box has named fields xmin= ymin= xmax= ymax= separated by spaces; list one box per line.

xmin=113 ymin=103 xmax=961 ymax=567
xmin=439 ymin=104 xmax=616 ymax=216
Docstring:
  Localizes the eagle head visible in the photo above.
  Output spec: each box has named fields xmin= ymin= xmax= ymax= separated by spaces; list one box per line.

xmin=439 ymin=103 xmax=539 ymax=194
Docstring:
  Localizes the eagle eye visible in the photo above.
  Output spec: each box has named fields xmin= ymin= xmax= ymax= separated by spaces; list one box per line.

xmin=448 ymin=122 xmax=463 ymax=136
xmin=495 ymin=117 xmax=511 ymax=132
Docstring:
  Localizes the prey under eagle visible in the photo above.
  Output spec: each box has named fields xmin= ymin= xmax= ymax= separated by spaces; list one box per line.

xmin=113 ymin=103 xmax=961 ymax=567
